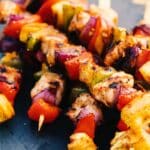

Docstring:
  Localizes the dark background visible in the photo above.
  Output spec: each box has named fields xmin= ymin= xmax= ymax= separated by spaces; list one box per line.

xmin=0 ymin=0 xmax=145 ymax=150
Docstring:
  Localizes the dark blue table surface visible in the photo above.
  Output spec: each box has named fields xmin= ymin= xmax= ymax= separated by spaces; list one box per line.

xmin=0 ymin=0 xmax=144 ymax=150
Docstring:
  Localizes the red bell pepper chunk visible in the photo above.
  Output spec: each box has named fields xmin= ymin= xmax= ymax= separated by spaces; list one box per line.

xmin=136 ymin=49 xmax=150 ymax=68
xmin=135 ymin=49 xmax=150 ymax=80
xmin=37 ymin=0 xmax=62 ymax=24
xmin=117 ymin=88 xmax=137 ymax=111
xmin=65 ymin=52 xmax=93 ymax=80
xmin=4 ymin=14 xmax=42 ymax=39
xmin=28 ymin=99 xmax=60 ymax=123
xmin=117 ymin=119 xmax=128 ymax=131
xmin=0 ymin=81 xmax=19 ymax=104
xmin=74 ymin=113 xmax=96 ymax=139
xmin=117 ymin=94 xmax=132 ymax=111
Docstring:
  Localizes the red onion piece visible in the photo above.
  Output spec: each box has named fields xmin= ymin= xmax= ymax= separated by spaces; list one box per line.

xmin=78 ymin=107 xmax=102 ymax=125
xmin=9 ymin=14 xmax=24 ymax=23
xmin=35 ymin=50 xmax=46 ymax=63
xmin=33 ymin=89 xmax=56 ymax=105
xmin=55 ymin=46 xmax=85 ymax=65
xmin=13 ymin=0 xmax=32 ymax=8
xmin=133 ymin=24 xmax=150 ymax=36
xmin=56 ymin=51 xmax=79 ymax=65
xmin=80 ymin=17 xmax=97 ymax=46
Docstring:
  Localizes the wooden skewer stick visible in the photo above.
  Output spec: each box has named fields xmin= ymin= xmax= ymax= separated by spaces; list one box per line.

xmin=141 ymin=1 xmax=150 ymax=24
xmin=132 ymin=0 xmax=150 ymax=24
xmin=38 ymin=114 xmax=45 ymax=132
xmin=98 ymin=0 xmax=111 ymax=8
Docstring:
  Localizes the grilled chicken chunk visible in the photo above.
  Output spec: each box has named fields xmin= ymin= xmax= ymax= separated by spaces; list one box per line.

xmin=0 ymin=64 xmax=21 ymax=87
xmin=0 ymin=0 xmax=23 ymax=22
xmin=68 ymin=11 xmax=90 ymax=33
xmin=104 ymin=35 xmax=150 ymax=66
xmin=91 ymin=71 xmax=134 ymax=107
xmin=67 ymin=93 xmax=103 ymax=124
xmin=31 ymin=72 xmax=64 ymax=105
xmin=68 ymin=133 xmax=97 ymax=150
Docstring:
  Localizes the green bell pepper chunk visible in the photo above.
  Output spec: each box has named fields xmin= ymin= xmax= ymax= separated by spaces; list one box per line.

xmin=63 ymin=4 xmax=82 ymax=30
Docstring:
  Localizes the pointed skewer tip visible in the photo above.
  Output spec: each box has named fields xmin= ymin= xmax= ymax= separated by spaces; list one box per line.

xmin=38 ymin=114 xmax=45 ymax=132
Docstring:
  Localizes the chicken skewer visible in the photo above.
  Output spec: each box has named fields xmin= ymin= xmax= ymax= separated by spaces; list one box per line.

xmin=0 ymin=52 xmax=22 ymax=123
xmin=67 ymin=93 xmax=103 ymax=150
xmin=111 ymin=2 xmax=150 ymax=149
xmin=28 ymin=64 xmax=64 ymax=131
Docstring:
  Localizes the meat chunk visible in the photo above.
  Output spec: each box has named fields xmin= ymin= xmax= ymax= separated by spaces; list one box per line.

xmin=68 ymin=133 xmax=97 ymax=150
xmin=104 ymin=35 xmax=150 ymax=66
xmin=0 ymin=0 xmax=23 ymax=22
xmin=31 ymin=72 xmax=64 ymax=105
xmin=67 ymin=93 xmax=103 ymax=125
xmin=41 ymin=26 xmax=68 ymax=66
xmin=91 ymin=71 xmax=134 ymax=107
xmin=68 ymin=11 xmax=90 ymax=32
xmin=0 ymin=64 xmax=21 ymax=87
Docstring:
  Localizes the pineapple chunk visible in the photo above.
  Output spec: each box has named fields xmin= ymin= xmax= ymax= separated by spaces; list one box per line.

xmin=79 ymin=62 xmax=115 ymax=87
xmin=113 ymin=27 xmax=127 ymax=43
xmin=139 ymin=61 xmax=150 ymax=84
xmin=0 ymin=94 xmax=15 ymax=123
xmin=19 ymin=23 xmax=48 ymax=43
xmin=68 ymin=133 xmax=97 ymax=150
xmin=51 ymin=1 xmax=70 ymax=27
xmin=111 ymin=92 xmax=150 ymax=150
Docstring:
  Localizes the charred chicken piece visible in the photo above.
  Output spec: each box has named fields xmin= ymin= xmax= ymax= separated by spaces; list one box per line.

xmin=67 ymin=93 xmax=103 ymax=124
xmin=91 ymin=71 xmax=134 ymax=107
xmin=31 ymin=72 xmax=64 ymax=106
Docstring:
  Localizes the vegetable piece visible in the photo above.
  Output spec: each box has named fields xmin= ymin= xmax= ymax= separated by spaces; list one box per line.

xmin=0 ymin=82 xmax=18 ymax=104
xmin=74 ymin=113 xmax=96 ymax=139
xmin=136 ymin=49 xmax=150 ymax=81
xmin=0 ymin=94 xmax=15 ymax=123
xmin=63 ymin=4 xmax=82 ymax=30
xmin=28 ymin=99 xmax=60 ymax=123
xmin=79 ymin=17 xmax=97 ymax=46
xmin=79 ymin=62 xmax=115 ymax=87
xmin=121 ymin=92 xmax=150 ymax=136
xmin=0 ymin=52 xmax=22 ymax=69
xmin=133 ymin=24 xmax=150 ymax=36
xmin=117 ymin=119 xmax=128 ymax=131
xmin=139 ymin=61 xmax=150 ymax=84
xmin=19 ymin=22 xmax=48 ymax=42
xmin=113 ymin=27 xmax=127 ymax=43
xmin=4 ymin=14 xmax=42 ymax=39
xmin=65 ymin=52 xmax=93 ymax=80
xmin=51 ymin=1 xmax=71 ymax=27
xmin=136 ymin=49 xmax=150 ymax=68
xmin=88 ymin=17 xmax=102 ymax=53
xmin=19 ymin=22 xmax=48 ymax=50
xmin=117 ymin=88 xmax=139 ymax=111
xmin=38 ymin=0 xmax=62 ymax=24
